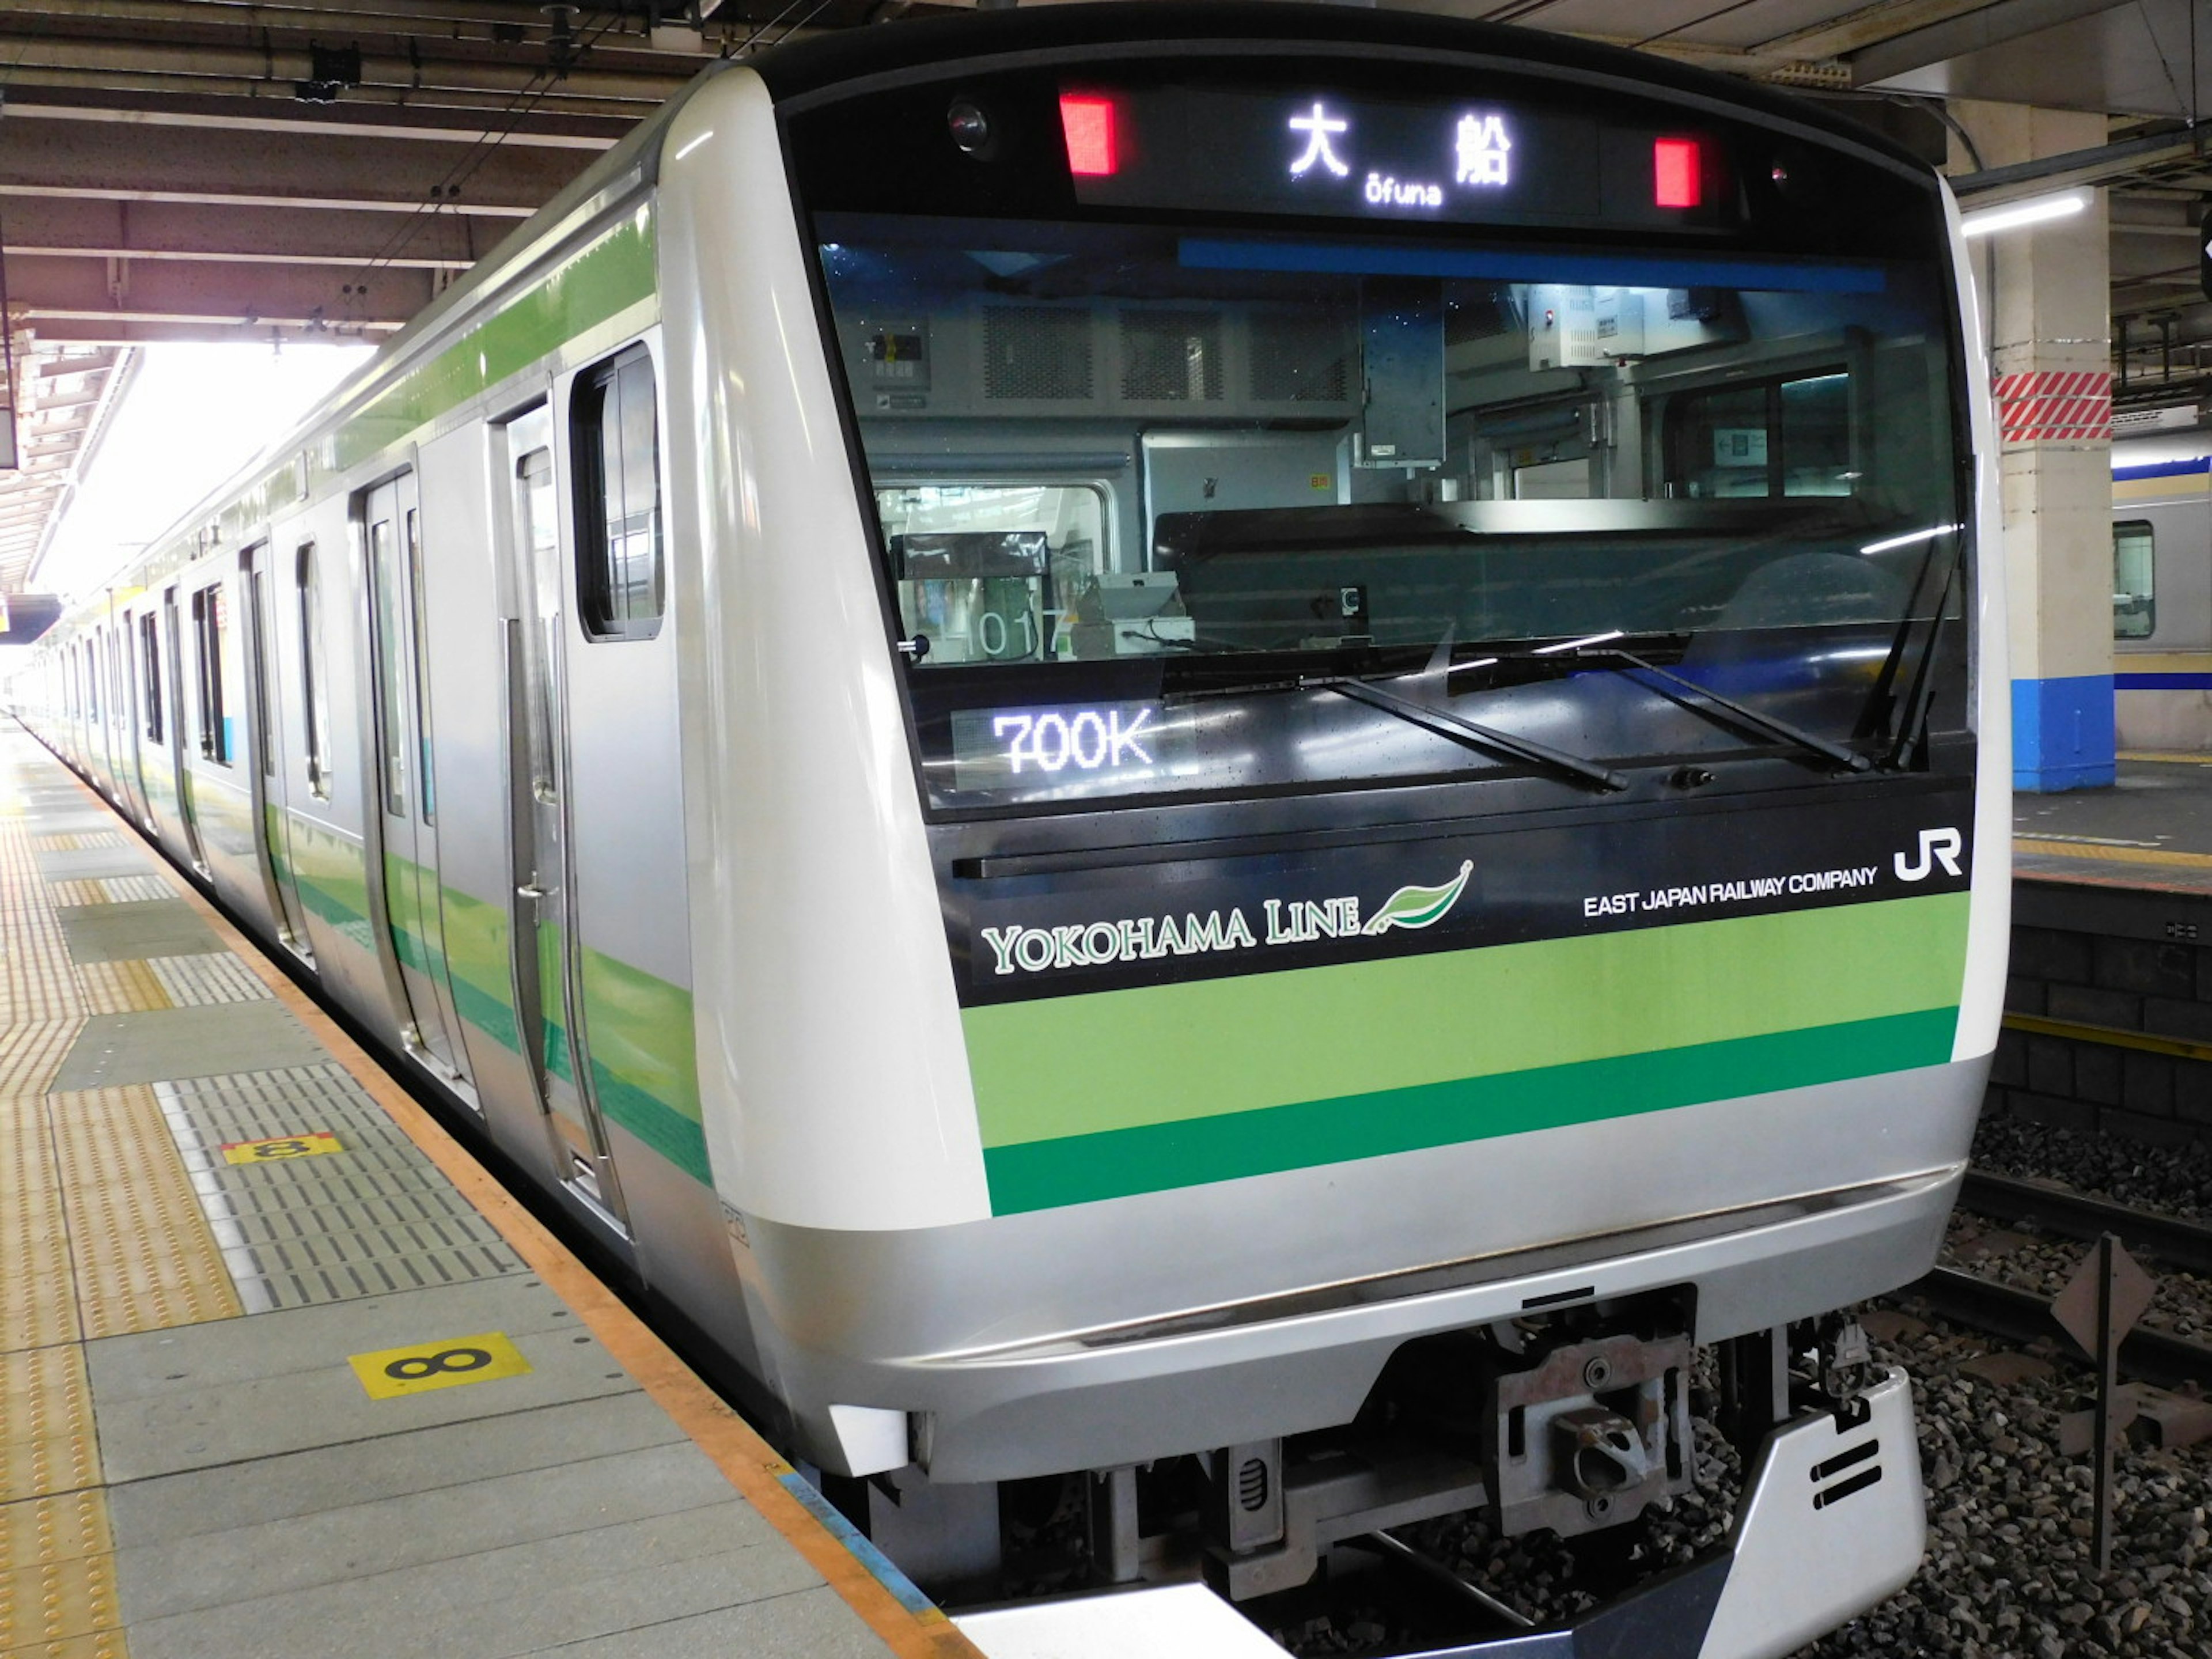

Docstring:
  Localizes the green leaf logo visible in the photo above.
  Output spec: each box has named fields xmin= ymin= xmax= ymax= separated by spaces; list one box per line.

xmin=1362 ymin=861 xmax=1474 ymax=935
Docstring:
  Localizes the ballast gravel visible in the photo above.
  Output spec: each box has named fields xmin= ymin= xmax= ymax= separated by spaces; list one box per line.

xmin=1275 ymin=1112 xmax=2212 ymax=1658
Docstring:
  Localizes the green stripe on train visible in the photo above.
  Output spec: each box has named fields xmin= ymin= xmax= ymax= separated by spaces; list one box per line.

xmin=281 ymin=812 xmax=710 ymax=1183
xmin=328 ymin=209 xmax=658 ymax=475
xmin=982 ymin=1007 xmax=1958 ymax=1213
xmin=964 ymin=892 xmax=1971 ymax=1212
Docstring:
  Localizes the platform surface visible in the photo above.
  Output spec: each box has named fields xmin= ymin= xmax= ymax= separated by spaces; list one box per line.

xmin=2014 ymin=754 xmax=2212 ymax=896
xmin=0 ymin=730 xmax=952 ymax=1659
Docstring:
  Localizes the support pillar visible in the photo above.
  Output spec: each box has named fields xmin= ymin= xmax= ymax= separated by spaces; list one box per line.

xmin=1954 ymin=103 xmax=2114 ymax=791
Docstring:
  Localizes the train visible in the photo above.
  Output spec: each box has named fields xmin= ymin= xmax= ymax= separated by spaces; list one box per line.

xmin=14 ymin=6 xmax=2007 ymax=1652
xmin=2112 ymin=430 xmax=2212 ymax=751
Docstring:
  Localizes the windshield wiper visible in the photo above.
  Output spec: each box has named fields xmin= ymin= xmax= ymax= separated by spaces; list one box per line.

xmin=1319 ymin=676 xmax=1628 ymax=792
xmin=1561 ymin=647 xmax=1872 ymax=774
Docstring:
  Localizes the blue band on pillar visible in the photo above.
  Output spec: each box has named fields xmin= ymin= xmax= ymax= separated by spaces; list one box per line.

xmin=2011 ymin=675 xmax=2115 ymax=791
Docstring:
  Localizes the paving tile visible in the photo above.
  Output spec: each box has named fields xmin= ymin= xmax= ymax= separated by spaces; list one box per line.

xmin=105 ymin=1395 xmax=687 ymax=1546
xmin=118 ymin=1441 xmax=772 ymax=1618
xmin=55 ymin=903 xmax=215 ymax=966
xmin=88 ymin=1278 xmax=636 ymax=1480
xmin=520 ymin=1584 xmax=893 ymax=1659
xmin=50 ymin=1005 xmax=328 ymax=1092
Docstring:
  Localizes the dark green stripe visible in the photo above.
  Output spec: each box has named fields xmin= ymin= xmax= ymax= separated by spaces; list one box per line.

xmin=981 ymin=1007 xmax=1959 ymax=1214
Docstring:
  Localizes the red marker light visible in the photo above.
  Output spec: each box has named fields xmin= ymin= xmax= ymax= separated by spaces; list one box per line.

xmin=1654 ymin=138 xmax=1702 ymax=209
xmin=1060 ymin=94 xmax=1118 ymax=177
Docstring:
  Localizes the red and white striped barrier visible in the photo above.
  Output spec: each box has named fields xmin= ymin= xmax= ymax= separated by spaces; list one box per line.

xmin=1993 ymin=369 xmax=2112 ymax=444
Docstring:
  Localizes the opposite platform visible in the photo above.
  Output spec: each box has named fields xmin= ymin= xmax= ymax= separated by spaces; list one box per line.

xmin=0 ymin=728 xmax=975 ymax=1659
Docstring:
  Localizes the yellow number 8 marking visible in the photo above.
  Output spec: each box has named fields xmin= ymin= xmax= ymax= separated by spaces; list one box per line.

xmin=350 ymin=1331 xmax=532 ymax=1399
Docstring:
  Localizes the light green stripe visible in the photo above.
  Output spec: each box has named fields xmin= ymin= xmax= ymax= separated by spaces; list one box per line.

xmin=327 ymin=207 xmax=657 ymax=474
xmin=964 ymin=892 xmax=1971 ymax=1149
xmin=983 ymin=1007 xmax=1959 ymax=1213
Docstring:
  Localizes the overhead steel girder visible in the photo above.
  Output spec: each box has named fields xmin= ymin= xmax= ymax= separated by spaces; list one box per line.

xmin=1849 ymin=0 xmax=2149 ymax=85
xmin=25 ymin=0 xmax=725 ymax=46
xmin=0 ymin=118 xmax=592 ymax=214
xmin=0 ymin=64 xmax=669 ymax=123
xmin=4 ymin=198 xmax=503 ymax=270
xmin=0 ymin=83 xmax=636 ymax=150
xmin=0 ymin=19 xmax=707 ymax=103
xmin=9 ymin=256 xmax=432 ymax=332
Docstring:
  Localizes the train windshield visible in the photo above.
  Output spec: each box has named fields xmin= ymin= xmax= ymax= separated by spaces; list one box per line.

xmin=801 ymin=74 xmax=1968 ymax=812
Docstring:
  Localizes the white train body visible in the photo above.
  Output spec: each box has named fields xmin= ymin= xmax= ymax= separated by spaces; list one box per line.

xmin=19 ymin=5 xmax=2006 ymax=1641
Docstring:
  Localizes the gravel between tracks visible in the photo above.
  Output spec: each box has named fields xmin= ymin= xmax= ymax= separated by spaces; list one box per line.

xmin=1279 ymin=1113 xmax=2212 ymax=1658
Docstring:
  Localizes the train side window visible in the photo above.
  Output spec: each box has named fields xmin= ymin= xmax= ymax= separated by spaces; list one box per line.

xmin=570 ymin=344 xmax=664 ymax=641
xmin=1666 ymin=369 xmax=1854 ymax=500
xmin=2114 ymin=521 xmax=2155 ymax=639
xmin=190 ymin=582 xmax=231 ymax=764
xmin=297 ymin=543 xmax=332 ymax=800
xmin=244 ymin=550 xmax=275 ymax=780
xmin=140 ymin=613 xmax=162 ymax=744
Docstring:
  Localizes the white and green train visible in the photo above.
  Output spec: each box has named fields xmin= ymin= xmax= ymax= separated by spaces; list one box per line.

xmin=18 ymin=6 xmax=2008 ymax=1650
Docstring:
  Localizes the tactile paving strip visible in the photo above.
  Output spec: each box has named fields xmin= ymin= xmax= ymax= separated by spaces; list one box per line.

xmin=0 ymin=1024 xmax=85 ymax=1102
xmin=153 ymin=1066 xmax=525 ymax=1312
xmin=145 ymin=952 xmax=268 ymax=1009
xmin=48 ymin=877 xmax=173 ymax=908
xmin=32 ymin=834 xmax=127 ymax=853
xmin=0 ymin=1097 xmax=78 ymax=1354
xmin=0 ymin=1346 xmax=99 ymax=1503
xmin=73 ymin=961 xmax=171 ymax=1018
xmin=47 ymin=1086 xmax=243 ymax=1339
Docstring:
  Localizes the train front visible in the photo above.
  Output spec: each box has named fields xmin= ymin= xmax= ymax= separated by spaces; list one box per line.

xmin=658 ymin=7 xmax=2005 ymax=1643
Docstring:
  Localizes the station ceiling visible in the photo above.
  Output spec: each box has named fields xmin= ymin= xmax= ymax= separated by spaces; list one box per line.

xmin=0 ymin=0 xmax=2205 ymax=593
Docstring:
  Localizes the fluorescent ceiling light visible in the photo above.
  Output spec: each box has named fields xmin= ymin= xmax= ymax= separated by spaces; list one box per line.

xmin=1535 ymin=630 xmax=1626 ymax=655
xmin=1860 ymin=524 xmax=1960 ymax=555
xmin=1959 ymin=190 xmax=2090 ymax=239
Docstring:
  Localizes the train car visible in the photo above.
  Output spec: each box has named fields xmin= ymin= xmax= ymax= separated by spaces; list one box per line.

xmin=2112 ymin=432 xmax=2212 ymax=751
xmin=15 ymin=6 xmax=2006 ymax=1651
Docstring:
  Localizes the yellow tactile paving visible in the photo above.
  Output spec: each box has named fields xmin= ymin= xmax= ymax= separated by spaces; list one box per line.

xmin=42 ymin=883 xmax=104 ymax=910
xmin=2014 ymin=835 xmax=2212 ymax=870
xmin=0 ymin=1349 xmax=97 ymax=1504
xmin=0 ymin=1492 xmax=109 ymax=1574
xmin=0 ymin=1101 xmax=77 ymax=1355
xmin=0 ymin=1550 xmax=126 ymax=1653
xmin=67 ymin=964 xmax=167 ymax=1018
xmin=48 ymin=1087 xmax=241 ymax=1339
xmin=0 ymin=1029 xmax=85 ymax=1105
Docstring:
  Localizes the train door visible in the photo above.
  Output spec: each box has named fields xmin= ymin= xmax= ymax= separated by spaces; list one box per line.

xmin=118 ymin=609 xmax=153 ymax=829
xmin=362 ymin=475 xmax=471 ymax=1085
xmin=164 ymin=587 xmax=209 ymax=874
xmin=499 ymin=407 xmax=627 ymax=1221
xmin=243 ymin=547 xmax=312 ymax=960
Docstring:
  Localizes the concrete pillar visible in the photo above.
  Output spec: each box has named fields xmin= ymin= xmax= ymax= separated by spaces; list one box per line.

xmin=1953 ymin=102 xmax=2113 ymax=792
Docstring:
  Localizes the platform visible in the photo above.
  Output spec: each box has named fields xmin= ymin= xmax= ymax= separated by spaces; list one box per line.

xmin=1992 ymin=754 xmax=2212 ymax=1153
xmin=0 ymin=729 xmax=970 ymax=1659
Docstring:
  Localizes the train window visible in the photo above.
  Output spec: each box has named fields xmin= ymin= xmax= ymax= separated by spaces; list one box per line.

xmin=190 ymin=582 xmax=230 ymax=764
xmin=139 ymin=613 xmax=162 ymax=744
xmin=297 ymin=543 xmax=332 ymax=800
xmin=86 ymin=638 xmax=98 ymax=722
xmin=2114 ymin=521 xmax=2155 ymax=639
xmin=1666 ymin=370 xmax=1853 ymax=499
xmin=407 ymin=508 xmax=435 ymax=825
xmin=877 ymin=484 xmax=1110 ymax=665
xmin=571 ymin=344 xmax=664 ymax=641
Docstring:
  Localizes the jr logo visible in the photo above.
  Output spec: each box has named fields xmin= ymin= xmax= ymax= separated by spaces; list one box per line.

xmin=1895 ymin=827 xmax=1964 ymax=882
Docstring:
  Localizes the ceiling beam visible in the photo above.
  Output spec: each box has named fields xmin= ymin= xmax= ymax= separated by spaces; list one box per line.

xmin=1849 ymin=0 xmax=2141 ymax=84
xmin=0 ymin=116 xmax=592 ymax=215
xmin=9 ymin=255 xmax=429 ymax=333
xmin=0 ymin=83 xmax=636 ymax=148
xmin=4 ymin=196 xmax=503 ymax=269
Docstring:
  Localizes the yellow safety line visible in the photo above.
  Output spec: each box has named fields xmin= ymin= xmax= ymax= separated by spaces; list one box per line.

xmin=2116 ymin=749 xmax=2212 ymax=766
xmin=0 ymin=1098 xmax=78 ymax=1354
xmin=2002 ymin=1012 xmax=2212 ymax=1066
xmin=2014 ymin=836 xmax=2212 ymax=870
xmin=40 ymin=755 xmax=982 ymax=1659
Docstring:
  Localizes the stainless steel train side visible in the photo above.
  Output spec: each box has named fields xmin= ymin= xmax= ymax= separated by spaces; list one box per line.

xmin=16 ymin=10 xmax=2011 ymax=1649
xmin=2112 ymin=437 xmax=2212 ymax=751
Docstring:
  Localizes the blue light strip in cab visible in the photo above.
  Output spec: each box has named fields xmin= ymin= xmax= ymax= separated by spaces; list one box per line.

xmin=1179 ymin=238 xmax=1888 ymax=293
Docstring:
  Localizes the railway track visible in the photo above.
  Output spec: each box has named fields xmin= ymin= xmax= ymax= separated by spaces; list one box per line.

xmin=1911 ymin=1166 xmax=2212 ymax=1390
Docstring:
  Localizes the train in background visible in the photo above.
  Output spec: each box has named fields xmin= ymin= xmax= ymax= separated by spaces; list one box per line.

xmin=14 ymin=7 xmax=2008 ymax=1652
xmin=2113 ymin=431 xmax=2212 ymax=750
